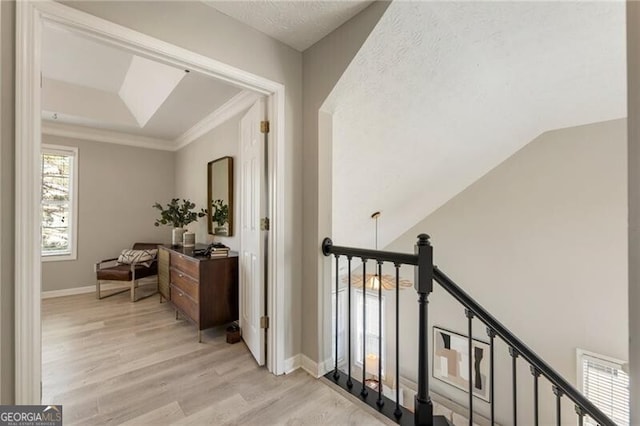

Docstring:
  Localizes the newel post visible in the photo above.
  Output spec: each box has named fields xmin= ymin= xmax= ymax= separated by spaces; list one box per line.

xmin=414 ymin=234 xmax=434 ymax=426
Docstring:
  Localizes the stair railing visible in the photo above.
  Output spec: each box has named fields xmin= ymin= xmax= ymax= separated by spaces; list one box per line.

xmin=321 ymin=234 xmax=616 ymax=426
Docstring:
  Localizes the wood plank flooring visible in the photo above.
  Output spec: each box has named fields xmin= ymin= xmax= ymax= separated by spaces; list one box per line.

xmin=42 ymin=292 xmax=393 ymax=425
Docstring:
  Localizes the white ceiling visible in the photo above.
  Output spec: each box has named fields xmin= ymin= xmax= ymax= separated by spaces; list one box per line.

xmin=204 ymin=0 xmax=373 ymax=51
xmin=41 ymin=23 xmax=244 ymax=145
xmin=326 ymin=1 xmax=627 ymax=251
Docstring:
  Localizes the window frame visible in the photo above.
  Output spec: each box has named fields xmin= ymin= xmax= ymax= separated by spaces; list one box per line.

xmin=41 ymin=144 xmax=78 ymax=262
xmin=354 ymin=289 xmax=386 ymax=377
xmin=576 ymin=348 xmax=629 ymax=426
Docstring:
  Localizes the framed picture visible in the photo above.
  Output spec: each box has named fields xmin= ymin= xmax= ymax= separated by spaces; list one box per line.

xmin=432 ymin=326 xmax=491 ymax=402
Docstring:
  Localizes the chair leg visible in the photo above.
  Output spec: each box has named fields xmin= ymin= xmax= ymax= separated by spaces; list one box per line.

xmin=96 ymin=280 xmax=101 ymax=299
xmin=131 ymin=279 xmax=136 ymax=302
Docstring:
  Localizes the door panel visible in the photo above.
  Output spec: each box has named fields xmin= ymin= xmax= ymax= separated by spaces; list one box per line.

xmin=239 ymin=98 xmax=266 ymax=366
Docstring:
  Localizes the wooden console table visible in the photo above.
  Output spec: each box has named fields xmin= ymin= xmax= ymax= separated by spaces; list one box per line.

xmin=158 ymin=244 xmax=239 ymax=342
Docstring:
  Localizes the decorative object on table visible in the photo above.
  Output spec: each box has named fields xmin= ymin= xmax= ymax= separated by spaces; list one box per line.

xmin=208 ymin=156 xmax=234 ymax=236
xmin=432 ymin=326 xmax=491 ymax=402
xmin=182 ymin=232 xmax=196 ymax=248
xmin=343 ymin=212 xmax=413 ymax=290
xmin=211 ymin=199 xmax=230 ymax=236
xmin=152 ymin=198 xmax=206 ymax=246
xmin=226 ymin=323 xmax=241 ymax=344
xmin=203 ymin=242 xmax=230 ymax=258
xmin=364 ymin=353 xmax=381 ymax=390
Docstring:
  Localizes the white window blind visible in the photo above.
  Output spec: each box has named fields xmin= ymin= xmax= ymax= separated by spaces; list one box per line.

xmin=578 ymin=350 xmax=629 ymax=426
xmin=41 ymin=145 xmax=78 ymax=260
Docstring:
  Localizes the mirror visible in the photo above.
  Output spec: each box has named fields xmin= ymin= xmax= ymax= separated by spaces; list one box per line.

xmin=207 ymin=156 xmax=233 ymax=236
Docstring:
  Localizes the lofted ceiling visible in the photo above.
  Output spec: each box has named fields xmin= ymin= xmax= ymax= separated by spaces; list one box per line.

xmin=325 ymin=1 xmax=627 ymax=251
xmin=203 ymin=0 xmax=373 ymax=51
xmin=41 ymin=23 xmax=245 ymax=146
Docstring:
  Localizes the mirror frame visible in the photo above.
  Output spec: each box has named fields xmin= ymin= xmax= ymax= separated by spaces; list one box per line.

xmin=207 ymin=156 xmax=234 ymax=236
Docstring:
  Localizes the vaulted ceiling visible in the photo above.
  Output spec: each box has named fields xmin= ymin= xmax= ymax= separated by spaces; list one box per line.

xmin=325 ymin=1 xmax=627 ymax=250
xmin=203 ymin=0 xmax=373 ymax=51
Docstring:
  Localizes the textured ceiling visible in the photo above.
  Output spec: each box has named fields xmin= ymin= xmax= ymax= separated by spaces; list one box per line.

xmin=204 ymin=1 xmax=373 ymax=51
xmin=41 ymin=23 xmax=242 ymax=142
xmin=326 ymin=1 xmax=626 ymax=252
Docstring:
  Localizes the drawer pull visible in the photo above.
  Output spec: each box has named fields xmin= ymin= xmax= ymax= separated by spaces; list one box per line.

xmin=179 ymin=273 xmax=184 ymax=278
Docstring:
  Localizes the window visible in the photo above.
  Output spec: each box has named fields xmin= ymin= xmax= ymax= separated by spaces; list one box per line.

xmin=41 ymin=145 xmax=78 ymax=261
xmin=355 ymin=289 xmax=385 ymax=375
xmin=577 ymin=349 xmax=629 ymax=426
xmin=331 ymin=288 xmax=347 ymax=364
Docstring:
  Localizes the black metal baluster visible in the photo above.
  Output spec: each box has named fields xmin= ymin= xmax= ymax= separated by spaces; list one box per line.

xmin=510 ymin=347 xmax=519 ymax=426
xmin=575 ymin=406 xmax=585 ymax=426
xmin=465 ymin=309 xmax=474 ymax=425
xmin=530 ymin=366 xmax=540 ymax=426
xmin=333 ymin=255 xmax=340 ymax=381
xmin=347 ymin=256 xmax=353 ymax=389
xmin=486 ymin=328 xmax=496 ymax=426
xmin=361 ymin=259 xmax=368 ymax=398
xmin=377 ymin=261 xmax=384 ymax=408
xmin=553 ymin=386 xmax=563 ymax=426
xmin=394 ymin=263 xmax=402 ymax=419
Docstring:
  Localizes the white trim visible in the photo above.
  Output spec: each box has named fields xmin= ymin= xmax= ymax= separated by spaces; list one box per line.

xmin=17 ymin=0 xmax=288 ymax=403
xmin=16 ymin=1 xmax=43 ymax=404
xmin=174 ymin=90 xmax=260 ymax=150
xmin=0 ymin=0 xmax=3 ymax=404
xmin=300 ymin=354 xmax=332 ymax=378
xmin=300 ymin=354 xmax=320 ymax=377
xmin=268 ymin=90 xmax=286 ymax=375
xmin=42 ymin=280 xmax=156 ymax=299
xmin=41 ymin=143 xmax=78 ymax=262
xmin=43 ymin=90 xmax=261 ymax=152
xmin=42 ymin=121 xmax=174 ymax=151
xmin=284 ymin=354 xmax=301 ymax=374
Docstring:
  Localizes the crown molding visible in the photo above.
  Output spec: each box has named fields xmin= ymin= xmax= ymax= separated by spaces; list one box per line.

xmin=42 ymin=89 xmax=261 ymax=152
xmin=41 ymin=120 xmax=175 ymax=151
xmin=174 ymin=90 xmax=260 ymax=150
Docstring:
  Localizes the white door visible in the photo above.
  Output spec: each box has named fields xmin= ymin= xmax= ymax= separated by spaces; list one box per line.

xmin=239 ymin=98 xmax=267 ymax=365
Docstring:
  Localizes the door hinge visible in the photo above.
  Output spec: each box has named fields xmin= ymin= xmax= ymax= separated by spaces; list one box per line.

xmin=260 ymin=316 xmax=269 ymax=329
xmin=260 ymin=217 xmax=270 ymax=231
xmin=260 ymin=120 xmax=270 ymax=134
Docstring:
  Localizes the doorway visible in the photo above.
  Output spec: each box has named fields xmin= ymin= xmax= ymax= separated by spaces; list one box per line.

xmin=16 ymin=1 xmax=287 ymax=403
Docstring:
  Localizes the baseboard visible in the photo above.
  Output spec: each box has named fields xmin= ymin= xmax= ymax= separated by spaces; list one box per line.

xmin=284 ymin=354 xmax=301 ymax=374
xmin=42 ymin=279 xmax=156 ymax=299
xmin=42 ymin=284 xmax=99 ymax=299
xmin=299 ymin=354 xmax=333 ymax=378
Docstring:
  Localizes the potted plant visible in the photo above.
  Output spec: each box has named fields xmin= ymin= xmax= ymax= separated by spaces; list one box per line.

xmin=153 ymin=198 xmax=206 ymax=246
xmin=211 ymin=199 xmax=229 ymax=235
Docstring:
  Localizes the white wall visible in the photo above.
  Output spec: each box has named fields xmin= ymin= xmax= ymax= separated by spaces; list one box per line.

xmin=41 ymin=135 xmax=175 ymax=292
xmin=302 ymin=0 xmax=391 ymax=365
xmin=376 ymin=119 xmax=627 ymax=424
xmin=62 ymin=0 xmax=303 ymax=360
xmin=175 ymin=113 xmax=242 ymax=250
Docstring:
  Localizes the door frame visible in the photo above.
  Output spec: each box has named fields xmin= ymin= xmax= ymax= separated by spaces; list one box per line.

xmin=16 ymin=0 xmax=287 ymax=403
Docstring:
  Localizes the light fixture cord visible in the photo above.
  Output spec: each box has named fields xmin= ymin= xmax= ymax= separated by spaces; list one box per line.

xmin=375 ymin=214 xmax=378 ymax=250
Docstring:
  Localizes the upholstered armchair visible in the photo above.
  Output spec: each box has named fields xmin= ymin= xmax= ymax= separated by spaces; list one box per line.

xmin=95 ymin=243 xmax=161 ymax=302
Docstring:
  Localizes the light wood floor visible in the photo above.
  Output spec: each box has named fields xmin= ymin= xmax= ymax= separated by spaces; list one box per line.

xmin=42 ymin=291 xmax=392 ymax=426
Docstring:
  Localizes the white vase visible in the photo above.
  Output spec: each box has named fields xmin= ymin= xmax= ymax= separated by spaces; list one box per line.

xmin=172 ymin=228 xmax=186 ymax=246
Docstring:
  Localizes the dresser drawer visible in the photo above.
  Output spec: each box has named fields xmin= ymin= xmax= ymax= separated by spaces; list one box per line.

xmin=170 ymin=267 xmax=199 ymax=300
xmin=171 ymin=284 xmax=199 ymax=323
xmin=170 ymin=251 xmax=199 ymax=278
